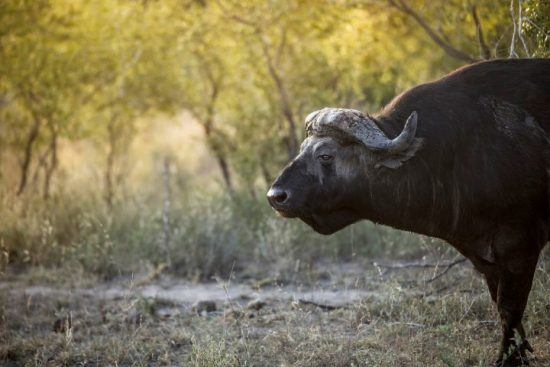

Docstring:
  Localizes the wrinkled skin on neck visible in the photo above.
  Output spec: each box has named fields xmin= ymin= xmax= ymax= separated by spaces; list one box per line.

xmin=269 ymin=135 xmax=373 ymax=235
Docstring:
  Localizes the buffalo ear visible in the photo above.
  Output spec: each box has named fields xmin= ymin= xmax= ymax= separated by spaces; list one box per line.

xmin=374 ymin=111 xmax=423 ymax=169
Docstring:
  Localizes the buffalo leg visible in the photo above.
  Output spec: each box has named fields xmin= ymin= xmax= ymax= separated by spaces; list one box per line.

xmin=486 ymin=270 xmax=532 ymax=352
xmin=494 ymin=263 xmax=537 ymax=367
xmin=473 ymin=259 xmax=534 ymax=367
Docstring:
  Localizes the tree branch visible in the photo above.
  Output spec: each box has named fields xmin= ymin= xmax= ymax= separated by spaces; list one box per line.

xmin=388 ymin=0 xmax=476 ymax=62
xmin=216 ymin=0 xmax=299 ymax=159
xmin=471 ymin=5 xmax=491 ymax=59
xmin=188 ymin=57 xmax=235 ymax=195
xmin=517 ymin=0 xmax=530 ymax=56
xmin=509 ymin=0 xmax=519 ymax=57
xmin=257 ymin=34 xmax=298 ymax=158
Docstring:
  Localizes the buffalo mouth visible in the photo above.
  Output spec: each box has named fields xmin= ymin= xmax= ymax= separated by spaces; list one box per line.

xmin=299 ymin=208 xmax=360 ymax=235
xmin=273 ymin=207 xmax=299 ymax=218
xmin=271 ymin=204 xmax=360 ymax=235
xmin=272 ymin=203 xmax=311 ymax=220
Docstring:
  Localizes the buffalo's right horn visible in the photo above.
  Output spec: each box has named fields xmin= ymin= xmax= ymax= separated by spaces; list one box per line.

xmin=305 ymin=108 xmax=418 ymax=153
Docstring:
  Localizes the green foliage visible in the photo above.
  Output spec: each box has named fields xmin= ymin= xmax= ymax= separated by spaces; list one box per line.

xmin=524 ymin=0 xmax=550 ymax=57
xmin=0 ymin=0 xmax=548 ymax=275
xmin=3 ymin=0 xmax=544 ymax=197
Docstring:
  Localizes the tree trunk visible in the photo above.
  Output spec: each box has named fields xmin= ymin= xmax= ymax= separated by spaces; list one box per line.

xmin=43 ymin=124 xmax=58 ymax=200
xmin=213 ymin=148 xmax=234 ymax=195
xmin=30 ymin=147 xmax=50 ymax=194
xmin=104 ymin=117 xmax=117 ymax=210
xmin=471 ymin=5 xmax=491 ymax=60
xmin=201 ymin=121 xmax=234 ymax=194
xmin=224 ymin=16 xmax=299 ymax=160
xmin=199 ymin=117 xmax=235 ymax=195
xmin=259 ymin=36 xmax=299 ymax=159
xmin=260 ymin=162 xmax=273 ymax=187
xmin=17 ymin=115 xmax=40 ymax=195
xmin=161 ymin=156 xmax=172 ymax=267
xmin=198 ymin=88 xmax=235 ymax=195
xmin=189 ymin=62 xmax=235 ymax=196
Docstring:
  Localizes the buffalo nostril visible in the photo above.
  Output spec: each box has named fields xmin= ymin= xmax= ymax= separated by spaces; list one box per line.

xmin=267 ymin=187 xmax=289 ymax=205
xmin=274 ymin=191 xmax=288 ymax=203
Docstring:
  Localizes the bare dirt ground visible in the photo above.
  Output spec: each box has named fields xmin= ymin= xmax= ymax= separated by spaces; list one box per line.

xmin=1 ymin=258 xmax=548 ymax=367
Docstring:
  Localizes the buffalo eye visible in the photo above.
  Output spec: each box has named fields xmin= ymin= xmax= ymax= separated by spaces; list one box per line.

xmin=317 ymin=154 xmax=334 ymax=163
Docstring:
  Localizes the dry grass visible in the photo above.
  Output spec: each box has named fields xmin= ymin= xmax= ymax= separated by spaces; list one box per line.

xmin=0 ymin=191 xmax=429 ymax=282
xmin=1 ymin=252 xmax=548 ymax=367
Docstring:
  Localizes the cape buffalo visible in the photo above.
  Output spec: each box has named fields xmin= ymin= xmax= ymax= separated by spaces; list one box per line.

xmin=267 ymin=59 xmax=549 ymax=366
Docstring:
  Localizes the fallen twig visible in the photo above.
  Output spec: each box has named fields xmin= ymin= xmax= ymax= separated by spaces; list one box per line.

xmin=425 ymin=258 xmax=468 ymax=283
xmin=387 ymin=321 xmax=425 ymax=328
xmin=373 ymin=257 xmax=467 ymax=280
xmin=373 ymin=258 xmax=466 ymax=270
xmin=295 ymin=299 xmax=344 ymax=311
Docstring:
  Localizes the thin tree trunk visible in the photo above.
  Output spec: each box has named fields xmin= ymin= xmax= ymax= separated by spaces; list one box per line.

xmin=17 ymin=115 xmax=40 ymax=195
xmin=104 ymin=116 xmax=117 ymax=210
xmin=258 ymin=36 xmax=299 ymax=159
xmin=30 ymin=146 xmax=51 ymax=193
xmin=471 ymin=5 xmax=491 ymax=59
xmin=260 ymin=162 xmax=273 ymax=187
xmin=195 ymin=74 xmax=235 ymax=196
xmin=248 ymin=185 xmax=257 ymax=200
xmin=220 ymin=11 xmax=299 ymax=159
xmin=161 ymin=156 xmax=172 ymax=267
xmin=213 ymin=149 xmax=234 ymax=195
xmin=43 ymin=124 xmax=58 ymax=200
xmin=200 ymin=119 xmax=234 ymax=195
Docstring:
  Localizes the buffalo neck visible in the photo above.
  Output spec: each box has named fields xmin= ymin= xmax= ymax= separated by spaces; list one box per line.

xmin=351 ymin=116 xmax=461 ymax=242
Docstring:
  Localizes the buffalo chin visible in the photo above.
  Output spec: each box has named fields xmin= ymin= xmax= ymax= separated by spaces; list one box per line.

xmin=275 ymin=209 xmax=298 ymax=219
xmin=300 ymin=209 xmax=360 ymax=235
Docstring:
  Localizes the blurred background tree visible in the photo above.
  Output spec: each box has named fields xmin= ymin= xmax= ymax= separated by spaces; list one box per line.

xmin=0 ymin=0 xmax=548 ymax=276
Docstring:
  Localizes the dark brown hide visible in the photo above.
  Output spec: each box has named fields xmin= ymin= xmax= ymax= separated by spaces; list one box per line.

xmin=268 ymin=59 xmax=550 ymax=366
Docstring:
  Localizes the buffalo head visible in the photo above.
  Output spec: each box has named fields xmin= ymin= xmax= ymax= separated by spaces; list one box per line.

xmin=267 ymin=108 xmax=422 ymax=235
